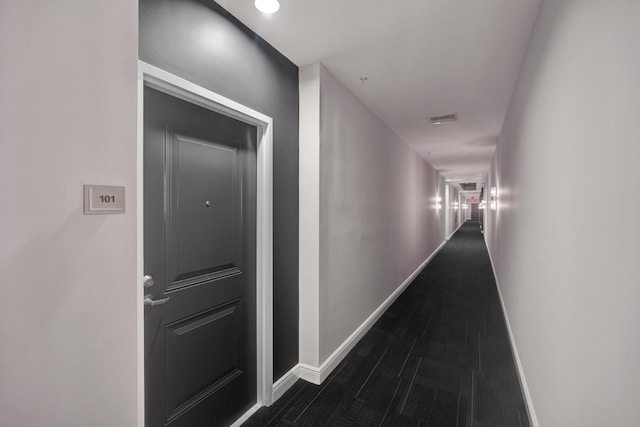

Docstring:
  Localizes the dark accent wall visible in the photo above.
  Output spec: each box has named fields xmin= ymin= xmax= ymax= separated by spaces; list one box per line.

xmin=140 ymin=0 xmax=299 ymax=380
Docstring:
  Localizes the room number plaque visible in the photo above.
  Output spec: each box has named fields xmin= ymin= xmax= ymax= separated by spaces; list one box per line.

xmin=83 ymin=185 xmax=125 ymax=215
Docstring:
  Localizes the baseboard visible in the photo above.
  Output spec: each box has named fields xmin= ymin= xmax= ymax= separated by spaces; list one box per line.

xmin=297 ymin=362 xmax=322 ymax=384
xmin=272 ymin=364 xmax=300 ymax=403
xmin=446 ymin=220 xmax=465 ymax=241
xmin=299 ymin=240 xmax=448 ymax=386
xmin=484 ymin=243 xmax=539 ymax=427
xmin=229 ymin=402 xmax=261 ymax=427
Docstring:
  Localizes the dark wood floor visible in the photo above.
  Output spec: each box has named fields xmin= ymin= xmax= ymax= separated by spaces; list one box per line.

xmin=245 ymin=221 xmax=530 ymax=426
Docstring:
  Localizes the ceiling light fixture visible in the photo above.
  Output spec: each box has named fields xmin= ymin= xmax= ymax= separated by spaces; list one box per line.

xmin=429 ymin=113 xmax=458 ymax=125
xmin=255 ymin=0 xmax=280 ymax=14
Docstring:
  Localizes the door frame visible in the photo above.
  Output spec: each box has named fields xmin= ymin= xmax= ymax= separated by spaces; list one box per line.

xmin=136 ymin=61 xmax=274 ymax=426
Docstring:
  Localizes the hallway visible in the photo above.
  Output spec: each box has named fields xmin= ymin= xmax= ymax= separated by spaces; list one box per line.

xmin=247 ymin=221 xmax=528 ymax=426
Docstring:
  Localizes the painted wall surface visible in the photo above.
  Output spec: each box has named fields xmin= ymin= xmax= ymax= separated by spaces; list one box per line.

xmin=317 ymin=66 xmax=446 ymax=362
xmin=139 ymin=0 xmax=300 ymax=379
xmin=485 ymin=1 xmax=640 ymax=425
xmin=446 ymin=184 xmax=461 ymax=238
xmin=0 ymin=0 xmax=139 ymax=426
xmin=298 ymin=64 xmax=321 ymax=367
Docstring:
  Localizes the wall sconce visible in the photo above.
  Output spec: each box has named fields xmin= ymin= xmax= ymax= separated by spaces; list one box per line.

xmin=255 ymin=0 xmax=280 ymax=14
xmin=479 ymin=201 xmax=486 ymax=210
xmin=436 ymin=196 xmax=442 ymax=210
xmin=452 ymin=202 xmax=459 ymax=211
xmin=462 ymin=203 xmax=469 ymax=210
xmin=490 ymin=187 xmax=498 ymax=210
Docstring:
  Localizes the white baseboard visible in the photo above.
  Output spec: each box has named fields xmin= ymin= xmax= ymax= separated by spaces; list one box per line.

xmin=297 ymin=362 xmax=322 ymax=384
xmin=484 ymin=243 xmax=539 ymax=427
xmin=446 ymin=220 xmax=465 ymax=240
xmin=298 ymin=240 xmax=448 ymax=385
xmin=229 ymin=402 xmax=261 ymax=427
xmin=272 ymin=364 xmax=300 ymax=403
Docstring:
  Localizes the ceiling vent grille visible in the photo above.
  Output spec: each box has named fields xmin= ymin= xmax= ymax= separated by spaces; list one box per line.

xmin=460 ymin=183 xmax=477 ymax=191
xmin=429 ymin=113 xmax=458 ymax=124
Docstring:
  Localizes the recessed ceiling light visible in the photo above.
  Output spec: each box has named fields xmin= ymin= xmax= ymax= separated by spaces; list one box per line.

xmin=255 ymin=0 xmax=280 ymax=14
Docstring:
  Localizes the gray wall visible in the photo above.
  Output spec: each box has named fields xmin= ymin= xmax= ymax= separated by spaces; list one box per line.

xmin=317 ymin=65 xmax=446 ymax=362
xmin=139 ymin=0 xmax=299 ymax=380
xmin=484 ymin=0 xmax=640 ymax=425
xmin=0 ymin=0 xmax=138 ymax=426
xmin=446 ymin=184 xmax=461 ymax=238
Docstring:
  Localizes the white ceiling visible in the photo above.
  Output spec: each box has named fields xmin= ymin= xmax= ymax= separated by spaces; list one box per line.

xmin=214 ymin=0 xmax=540 ymax=189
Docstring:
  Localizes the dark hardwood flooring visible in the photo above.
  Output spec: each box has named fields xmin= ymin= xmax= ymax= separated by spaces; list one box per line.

xmin=245 ymin=221 xmax=529 ymax=426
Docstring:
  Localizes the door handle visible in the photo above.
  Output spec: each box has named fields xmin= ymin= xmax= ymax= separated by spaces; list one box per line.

xmin=144 ymin=294 xmax=169 ymax=308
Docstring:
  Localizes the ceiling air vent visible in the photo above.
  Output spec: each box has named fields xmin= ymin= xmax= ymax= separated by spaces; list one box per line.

xmin=460 ymin=183 xmax=477 ymax=191
xmin=429 ymin=113 xmax=458 ymax=125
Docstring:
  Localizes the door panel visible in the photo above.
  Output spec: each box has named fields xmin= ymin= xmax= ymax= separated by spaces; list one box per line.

xmin=144 ymin=86 xmax=257 ymax=427
xmin=168 ymin=130 xmax=241 ymax=291
xmin=471 ymin=203 xmax=479 ymax=221
xmin=165 ymin=300 xmax=241 ymax=418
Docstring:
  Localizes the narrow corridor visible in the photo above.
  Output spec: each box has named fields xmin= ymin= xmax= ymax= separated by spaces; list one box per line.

xmin=246 ymin=221 xmax=529 ymax=426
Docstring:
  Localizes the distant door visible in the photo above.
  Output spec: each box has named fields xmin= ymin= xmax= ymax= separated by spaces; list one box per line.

xmin=471 ymin=203 xmax=479 ymax=221
xmin=144 ymin=86 xmax=257 ymax=427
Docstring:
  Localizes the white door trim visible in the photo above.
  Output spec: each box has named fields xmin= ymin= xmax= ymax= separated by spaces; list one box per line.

xmin=136 ymin=60 xmax=274 ymax=426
